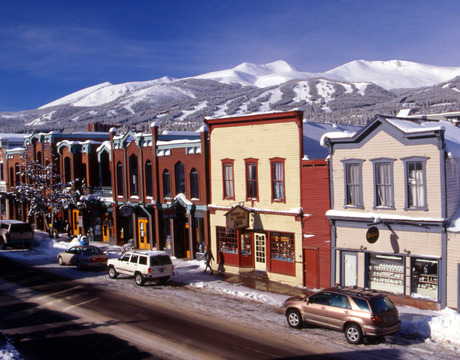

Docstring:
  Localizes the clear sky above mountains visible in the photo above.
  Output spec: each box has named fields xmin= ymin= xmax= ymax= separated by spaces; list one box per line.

xmin=1 ymin=0 xmax=459 ymax=111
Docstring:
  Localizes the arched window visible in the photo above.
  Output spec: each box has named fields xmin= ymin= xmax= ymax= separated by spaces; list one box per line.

xmin=15 ymin=163 xmax=20 ymax=186
xmin=9 ymin=167 xmax=14 ymax=187
xmin=64 ymin=157 xmax=71 ymax=184
xmin=190 ymin=168 xmax=199 ymax=199
xmin=37 ymin=151 xmax=42 ymax=165
xmin=129 ymin=154 xmax=138 ymax=196
xmin=145 ymin=160 xmax=153 ymax=197
xmin=163 ymin=170 xmax=171 ymax=198
xmin=175 ymin=162 xmax=185 ymax=194
xmin=116 ymin=162 xmax=124 ymax=196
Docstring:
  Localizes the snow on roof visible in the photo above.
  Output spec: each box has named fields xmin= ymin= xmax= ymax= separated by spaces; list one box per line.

xmin=303 ymin=121 xmax=359 ymax=159
xmin=326 ymin=209 xmax=445 ymax=225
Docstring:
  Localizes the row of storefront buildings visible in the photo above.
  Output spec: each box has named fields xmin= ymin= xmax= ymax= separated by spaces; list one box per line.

xmin=3 ymin=109 xmax=460 ymax=311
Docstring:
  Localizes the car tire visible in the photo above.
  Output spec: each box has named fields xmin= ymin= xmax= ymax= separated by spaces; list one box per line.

xmin=58 ymin=256 xmax=64 ymax=266
xmin=286 ymin=309 xmax=303 ymax=329
xmin=134 ymin=272 xmax=145 ymax=286
xmin=345 ymin=323 xmax=363 ymax=344
xmin=108 ymin=266 xmax=118 ymax=279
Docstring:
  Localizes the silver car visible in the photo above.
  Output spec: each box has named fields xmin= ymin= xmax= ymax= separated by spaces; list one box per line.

xmin=57 ymin=245 xmax=108 ymax=270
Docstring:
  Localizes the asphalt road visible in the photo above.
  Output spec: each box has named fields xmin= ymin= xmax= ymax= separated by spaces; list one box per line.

xmin=0 ymin=257 xmax=340 ymax=360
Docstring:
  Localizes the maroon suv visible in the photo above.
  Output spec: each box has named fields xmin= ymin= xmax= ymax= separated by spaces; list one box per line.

xmin=282 ymin=287 xmax=401 ymax=344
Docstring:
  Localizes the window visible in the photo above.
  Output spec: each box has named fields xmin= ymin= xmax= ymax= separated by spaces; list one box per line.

xmin=270 ymin=232 xmax=295 ymax=262
xmin=163 ymin=170 xmax=171 ymax=198
xmin=190 ymin=169 xmax=199 ymax=199
xmin=0 ymin=163 xmax=3 ymax=181
xmin=216 ymin=226 xmax=238 ymax=254
xmin=64 ymin=157 xmax=71 ymax=184
xmin=145 ymin=161 xmax=153 ymax=197
xmin=404 ymin=158 xmax=427 ymax=210
xmin=129 ymin=154 xmax=138 ymax=196
xmin=245 ymin=159 xmax=258 ymax=200
xmin=15 ymin=163 xmax=20 ymax=186
xmin=175 ymin=162 xmax=185 ymax=194
xmin=271 ymin=158 xmax=285 ymax=202
xmin=222 ymin=160 xmax=234 ymax=200
xmin=343 ymin=160 xmax=363 ymax=208
xmin=116 ymin=162 xmax=124 ymax=196
xmin=373 ymin=160 xmax=394 ymax=209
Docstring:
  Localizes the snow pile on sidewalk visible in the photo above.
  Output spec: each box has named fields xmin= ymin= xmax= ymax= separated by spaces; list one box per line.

xmin=2 ymin=231 xmax=460 ymax=347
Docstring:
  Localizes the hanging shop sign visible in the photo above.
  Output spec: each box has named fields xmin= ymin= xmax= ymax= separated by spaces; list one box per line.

xmin=366 ymin=226 xmax=379 ymax=244
xmin=225 ymin=205 xmax=250 ymax=230
xmin=119 ymin=205 xmax=134 ymax=217
xmin=162 ymin=208 xmax=176 ymax=219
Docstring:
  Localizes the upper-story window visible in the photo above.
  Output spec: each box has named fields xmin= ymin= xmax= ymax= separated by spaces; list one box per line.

xmin=163 ymin=169 xmax=171 ymax=198
xmin=271 ymin=158 xmax=285 ymax=202
xmin=175 ymin=162 xmax=185 ymax=194
xmin=129 ymin=154 xmax=138 ymax=196
xmin=116 ymin=162 xmax=124 ymax=196
xmin=404 ymin=157 xmax=428 ymax=210
xmin=222 ymin=159 xmax=234 ymax=200
xmin=37 ymin=151 xmax=42 ymax=165
xmin=190 ymin=168 xmax=199 ymax=199
xmin=145 ymin=160 xmax=153 ymax=197
xmin=64 ymin=157 xmax=71 ymax=184
xmin=245 ymin=159 xmax=258 ymax=201
xmin=0 ymin=163 xmax=4 ymax=181
xmin=373 ymin=159 xmax=395 ymax=209
xmin=15 ymin=163 xmax=20 ymax=186
xmin=343 ymin=159 xmax=364 ymax=208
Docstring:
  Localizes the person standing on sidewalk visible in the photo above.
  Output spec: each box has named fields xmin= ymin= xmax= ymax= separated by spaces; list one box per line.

xmin=203 ymin=246 xmax=214 ymax=274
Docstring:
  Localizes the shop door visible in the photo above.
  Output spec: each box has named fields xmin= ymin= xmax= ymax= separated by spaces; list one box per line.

xmin=304 ymin=248 xmax=319 ymax=289
xmin=102 ymin=216 xmax=110 ymax=242
xmin=343 ymin=252 xmax=357 ymax=287
xmin=138 ymin=218 xmax=149 ymax=250
xmin=72 ymin=209 xmax=80 ymax=236
xmin=254 ymin=233 xmax=267 ymax=271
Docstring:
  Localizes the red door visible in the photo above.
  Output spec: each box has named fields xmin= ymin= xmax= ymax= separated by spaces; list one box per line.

xmin=304 ymin=248 xmax=319 ymax=289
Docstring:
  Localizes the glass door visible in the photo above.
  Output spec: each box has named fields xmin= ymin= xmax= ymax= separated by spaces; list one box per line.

xmin=254 ymin=233 xmax=266 ymax=271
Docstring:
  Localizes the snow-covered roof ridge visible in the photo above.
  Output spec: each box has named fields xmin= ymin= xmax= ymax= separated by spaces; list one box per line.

xmin=326 ymin=209 xmax=445 ymax=224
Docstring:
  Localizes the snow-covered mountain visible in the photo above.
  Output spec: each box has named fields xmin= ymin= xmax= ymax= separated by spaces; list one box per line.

xmin=38 ymin=59 xmax=460 ymax=110
xmin=2 ymin=59 xmax=460 ymax=133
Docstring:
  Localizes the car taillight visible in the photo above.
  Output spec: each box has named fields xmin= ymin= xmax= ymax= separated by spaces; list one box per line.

xmin=148 ymin=268 xmax=151 ymax=274
xmin=371 ymin=315 xmax=384 ymax=323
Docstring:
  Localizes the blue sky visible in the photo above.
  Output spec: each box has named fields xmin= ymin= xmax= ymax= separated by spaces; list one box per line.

xmin=1 ymin=0 xmax=459 ymax=111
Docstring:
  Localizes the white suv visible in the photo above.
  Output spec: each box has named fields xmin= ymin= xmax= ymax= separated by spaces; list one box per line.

xmin=107 ymin=250 xmax=174 ymax=286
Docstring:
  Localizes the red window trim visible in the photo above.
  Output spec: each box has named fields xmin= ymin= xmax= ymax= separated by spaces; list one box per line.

xmin=221 ymin=159 xmax=235 ymax=200
xmin=270 ymin=157 xmax=286 ymax=203
xmin=245 ymin=158 xmax=259 ymax=202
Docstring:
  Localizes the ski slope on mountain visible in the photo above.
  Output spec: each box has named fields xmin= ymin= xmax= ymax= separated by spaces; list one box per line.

xmin=36 ymin=59 xmax=460 ymax=113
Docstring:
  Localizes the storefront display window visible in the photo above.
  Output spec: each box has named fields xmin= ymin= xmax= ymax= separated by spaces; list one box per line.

xmin=216 ymin=226 xmax=238 ymax=254
xmin=411 ymin=258 xmax=438 ymax=300
xmin=240 ymin=231 xmax=251 ymax=256
xmin=270 ymin=232 xmax=294 ymax=262
xmin=367 ymin=254 xmax=404 ymax=294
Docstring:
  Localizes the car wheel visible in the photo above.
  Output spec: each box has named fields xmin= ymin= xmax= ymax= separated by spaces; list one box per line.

xmin=76 ymin=261 xmax=83 ymax=271
xmin=345 ymin=323 xmax=363 ymax=344
xmin=134 ymin=272 xmax=145 ymax=286
xmin=108 ymin=266 xmax=118 ymax=279
xmin=286 ymin=309 xmax=303 ymax=329
xmin=58 ymin=256 xmax=64 ymax=266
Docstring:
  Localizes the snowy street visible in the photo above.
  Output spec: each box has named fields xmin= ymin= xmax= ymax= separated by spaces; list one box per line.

xmin=1 ymin=232 xmax=460 ymax=359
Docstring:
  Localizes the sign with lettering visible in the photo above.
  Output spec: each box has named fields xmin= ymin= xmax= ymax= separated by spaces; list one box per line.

xmin=225 ymin=205 xmax=250 ymax=230
xmin=366 ymin=226 xmax=379 ymax=244
xmin=119 ymin=205 xmax=134 ymax=217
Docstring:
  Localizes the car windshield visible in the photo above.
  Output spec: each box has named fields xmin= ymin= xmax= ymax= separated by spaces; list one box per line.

xmin=369 ymin=296 xmax=395 ymax=313
xmin=150 ymin=255 xmax=172 ymax=266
